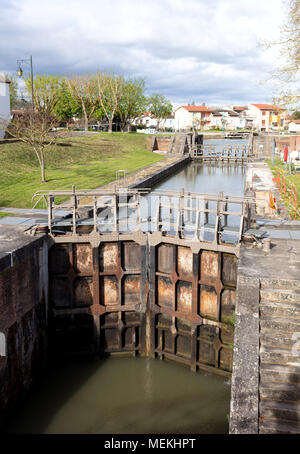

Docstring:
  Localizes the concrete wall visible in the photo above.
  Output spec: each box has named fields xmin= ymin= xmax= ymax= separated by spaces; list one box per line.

xmin=0 ymin=233 xmax=50 ymax=425
xmin=152 ymin=136 xmax=172 ymax=152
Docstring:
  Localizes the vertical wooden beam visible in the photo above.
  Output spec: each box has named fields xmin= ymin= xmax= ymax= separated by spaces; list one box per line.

xmin=92 ymin=246 xmax=100 ymax=353
xmin=72 ymin=185 xmax=77 ymax=235
xmin=48 ymin=195 xmax=53 ymax=235
xmin=146 ymin=245 xmax=156 ymax=358
xmin=93 ymin=196 xmax=97 ymax=233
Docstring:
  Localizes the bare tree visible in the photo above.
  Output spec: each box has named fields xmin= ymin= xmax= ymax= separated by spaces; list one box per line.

xmin=96 ymin=72 xmax=122 ymax=133
xmin=1 ymin=111 xmax=60 ymax=183
xmin=263 ymin=0 xmax=300 ymax=108
xmin=65 ymin=74 xmax=98 ymax=132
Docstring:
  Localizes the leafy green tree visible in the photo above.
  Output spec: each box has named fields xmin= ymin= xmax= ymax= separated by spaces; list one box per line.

xmin=24 ymin=74 xmax=62 ymax=115
xmin=117 ymin=77 xmax=147 ymax=132
xmin=53 ymin=79 xmax=81 ymax=123
xmin=292 ymin=111 xmax=300 ymax=120
xmin=147 ymin=94 xmax=173 ymax=130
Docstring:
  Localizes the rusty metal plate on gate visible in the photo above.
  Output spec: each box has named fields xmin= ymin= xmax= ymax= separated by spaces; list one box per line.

xmin=199 ymin=285 xmax=218 ymax=319
xmin=74 ymin=244 xmax=93 ymax=273
xmin=200 ymin=251 xmax=219 ymax=283
xmin=123 ymin=242 xmax=141 ymax=271
xmin=74 ymin=278 xmax=93 ymax=306
xmin=222 ymin=254 xmax=237 ymax=287
xmin=177 ymin=246 xmax=193 ymax=276
xmin=123 ymin=275 xmax=141 ymax=306
xmin=157 ymin=276 xmax=174 ymax=309
xmin=177 ymin=281 xmax=192 ymax=313
xmin=157 ymin=244 xmax=173 ymax=274
xmin=176 ymin=335 xmax=191 ymax=359
xmin=220 ymin=289 xmax=236 ymax=323
xmin=198 ymin=339 xmax=216 ymax=366
xmin=219 ymin=347 xmax=233 ymax=372
xmin=100 ymin=276 xmax=118 ymax=305
xmin=99 ymin=243 xmax=118 ymax=272
xmin=220 ymin=325 xmax=234 ymax=345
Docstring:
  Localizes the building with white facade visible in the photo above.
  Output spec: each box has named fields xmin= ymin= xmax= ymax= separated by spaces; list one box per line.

xmin=132 ymin=112 xmax=175 ymax=131
xmin=133 ymin=112 xmax=157 ymax=128
xmin=210 ymin=108 xmax=247 ymax=130
xmin=247 ymin=104 xmax=284 ymax=132
xmin=174 ymin=105 xmax=213 ymax=131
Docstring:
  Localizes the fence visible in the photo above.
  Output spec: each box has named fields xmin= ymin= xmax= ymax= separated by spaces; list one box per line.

xmin=32 ymin=187 xmax=255 ymax=247
xmin=191 ymin=144 xmax=253 ymax=160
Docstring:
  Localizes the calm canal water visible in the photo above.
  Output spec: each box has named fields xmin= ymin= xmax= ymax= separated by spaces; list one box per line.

xmin=5 ymin=357 xmax=230 ymax=434
xmin=153 ymin=138 xmax=248 ymax=195
xmin=152 ymin=161 xmax=246 ymax=195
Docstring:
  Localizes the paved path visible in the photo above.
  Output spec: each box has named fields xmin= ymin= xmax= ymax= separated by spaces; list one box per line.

xmin=0 ymin=207 xmax=70 ymax=227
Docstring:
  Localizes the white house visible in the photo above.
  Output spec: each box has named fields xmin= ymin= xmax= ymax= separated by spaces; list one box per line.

xmin=162 ymin=113 xmax=175 ymax=130
xmin=0 ymin=73 xmax=11 ymax=139
xmin=133 ymin=112 xmax=157 ymax=128
xmin=210 ymin=108 xmax=245 ymax=130
xmin=247 ymin=104 xmax=284 ymax=132
xmin=132 ymin=111 xmax=175 ymax=131
xmin=174 ymin=105 xmax=213 ymax=131
xmin=288 ymin=120 xmax=300 ymax=133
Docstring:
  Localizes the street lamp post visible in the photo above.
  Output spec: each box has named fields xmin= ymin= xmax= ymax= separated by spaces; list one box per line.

xmin=16 ymin=55 xmax=34 ymax=110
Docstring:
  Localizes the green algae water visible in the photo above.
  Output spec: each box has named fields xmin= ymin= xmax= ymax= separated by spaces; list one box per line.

xmin=5 ymin=357 xmax=230 ymax=434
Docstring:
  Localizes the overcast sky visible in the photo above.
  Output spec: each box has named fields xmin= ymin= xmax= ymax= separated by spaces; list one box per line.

xmin=1 ymin=0 xmax=285 ymax=108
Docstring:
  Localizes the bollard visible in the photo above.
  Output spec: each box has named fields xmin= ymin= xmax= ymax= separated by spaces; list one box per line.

xmin=263 ymin=238 xmax=271 ymax=252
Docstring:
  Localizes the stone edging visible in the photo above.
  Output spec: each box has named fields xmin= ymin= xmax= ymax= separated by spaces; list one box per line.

xmin=129 ymin=156 xmax=191 ymax=189
xmin=229 ymin=251 xmax=260 ymax=434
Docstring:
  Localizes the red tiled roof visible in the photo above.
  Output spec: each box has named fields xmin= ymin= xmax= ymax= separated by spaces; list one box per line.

xmin=290 ymin=120 xmax=300 ymax=124
xmin=251 ymin=104 xmax=284 ymax=111
xmin=181 ymin=105 xmax=213 ymax=113
xmin=233 ymin=106 xmax=247 ymax=111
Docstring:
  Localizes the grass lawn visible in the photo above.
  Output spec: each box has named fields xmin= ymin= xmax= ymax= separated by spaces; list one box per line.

xmin=267 ymin=158 xmax=300 ymax=217
xmin=0 ymin=133 xmax=165 ymax=208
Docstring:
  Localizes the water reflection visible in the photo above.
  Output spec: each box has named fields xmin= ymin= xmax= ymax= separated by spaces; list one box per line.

xmin=152 ymin=161 xmax=246 ymax=196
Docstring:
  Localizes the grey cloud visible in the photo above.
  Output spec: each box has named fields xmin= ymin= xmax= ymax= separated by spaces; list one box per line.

xmin=0 ymin=0 xmax=284 ymax=106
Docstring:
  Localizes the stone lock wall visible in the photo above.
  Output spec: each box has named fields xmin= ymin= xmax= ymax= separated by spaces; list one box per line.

xmin=0 ymin=235 xmax=49 ymax=424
